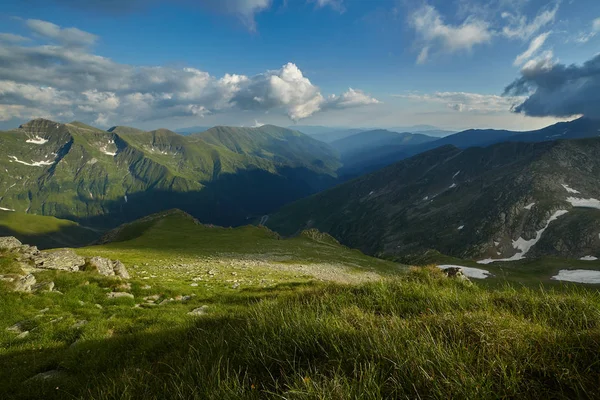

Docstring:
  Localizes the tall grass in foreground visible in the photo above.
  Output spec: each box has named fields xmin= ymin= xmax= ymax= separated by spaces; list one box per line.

xmin=9 ymin=267 xmax=600 ymax=399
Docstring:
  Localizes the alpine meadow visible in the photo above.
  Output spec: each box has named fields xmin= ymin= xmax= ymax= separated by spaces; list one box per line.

xmin=2 ymin=1 xmax=600 ymax=399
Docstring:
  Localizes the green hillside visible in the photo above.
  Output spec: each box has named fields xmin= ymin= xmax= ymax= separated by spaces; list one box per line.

xmin=0 ymin=211 xmax=99 ymax=249
xmin=267 ymin=138 xmax=600 ymax=261
xmin=0 ymin=119 xmax=341 ymax=228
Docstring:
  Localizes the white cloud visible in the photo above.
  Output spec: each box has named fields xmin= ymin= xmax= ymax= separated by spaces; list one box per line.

xmin=394 ymin=91 xmax=526 ymax=114
xmin=0 ymin=20 xmax=380 ymax=126
xmin=0 ymin=33 xmax=30 ymax=43
xmin=410 ymin=5 xmax=491 ymax=64
xmin=576 ymin=17 xmax=600 ymax=43
xmin=514 ymin=31 xmax=551 ymax=66
xmin=501 ymin=3 xmax=559 ymax=40
xmin=311 ymin=0 xmax=345 ymax=12
xmin=25 ymin=19 xmax=97 ymax=47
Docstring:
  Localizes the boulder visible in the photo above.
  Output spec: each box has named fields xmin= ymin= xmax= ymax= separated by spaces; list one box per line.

xmin=35 ymin=249 xmax=85 ymax=272
xmin=443 ymin=267 xmax=470 ymax=282
xmin=13 ymin=274 xmax=36 ymax=292
xmin=188 ymin=305 xmax=209 ymax=316
xmin=113 ymin=260 xmax=130 ymax=279
xmin=89 ymin=256 xmax=114 ymax=276
xmin=32 ymin=281 xmax=54 ymax=292
xmin=107 ymin=292 xmax=134 ymax=299
xmin=0 ymin=236 xmax=22 ymax=251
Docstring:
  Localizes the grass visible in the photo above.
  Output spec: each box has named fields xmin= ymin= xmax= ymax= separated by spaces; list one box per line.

xmin=2 ymin=267 xmax=600 ymax=399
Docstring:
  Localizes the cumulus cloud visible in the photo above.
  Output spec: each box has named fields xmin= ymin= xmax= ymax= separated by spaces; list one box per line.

xmin=504 ymin=53 xmax=600 ymax=118
xmin=513 ymin=31 xmax=550 ymax=66
xmin=26 ymin=19 xmax=97 ymax=47
xmin=0 ymin=33 xmax=30 ymax=43
xmin=395 ymin=91 xmax=526 ymax=113
xmin=0 ymin=20 xmax=379 ymax=125
xmin=501 ymin=3 xmax=559 ymax=40
xmin=410 ymin=4 xmax=491 ymax=64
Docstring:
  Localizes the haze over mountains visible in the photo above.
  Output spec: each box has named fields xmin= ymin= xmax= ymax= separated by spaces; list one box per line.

xmin=2 ymin=116 xmax=600 ymax=262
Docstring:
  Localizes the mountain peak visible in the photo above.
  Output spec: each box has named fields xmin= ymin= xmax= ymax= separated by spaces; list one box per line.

xmin=19 ymin=118 xmax=62 ymax=130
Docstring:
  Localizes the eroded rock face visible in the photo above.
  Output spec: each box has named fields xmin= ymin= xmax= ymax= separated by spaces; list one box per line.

xmin=34 ymin=249 xmax=85 ymax=272
xmin=89 ymin=257 xmax=130 ymax=279
xmin=0 ymin=236 xmax=22 ymax=251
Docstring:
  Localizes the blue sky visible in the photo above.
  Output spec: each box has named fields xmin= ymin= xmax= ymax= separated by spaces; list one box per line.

xmin=0 ymin=0 xmax=599 ymax=131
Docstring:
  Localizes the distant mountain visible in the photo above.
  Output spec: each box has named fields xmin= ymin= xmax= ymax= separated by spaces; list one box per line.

xmin=330 ymin=129 xmax=435 ymax=155
xmin=267 ymin=137 xmax=600 ymax=261
xmin=0 ymin=119 xmax=340 ymax=228
xmin=346 ymin=117 xmax=600 ymax=177
xmin=310 ymin=129 xmax=366 ymax=143
xmin=288 ymin=125 xmax=351 ymax=136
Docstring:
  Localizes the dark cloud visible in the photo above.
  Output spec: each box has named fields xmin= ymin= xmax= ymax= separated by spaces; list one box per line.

xmin=504 ymin=54 xmax=600 ymax=118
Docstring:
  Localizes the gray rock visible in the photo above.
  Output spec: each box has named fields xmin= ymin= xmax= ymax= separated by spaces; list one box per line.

xmin=0 ymin=236 xmax=22 ymax=250
xmin=6 ymin=321 xmax=26 ymax=333
xmin=106 ymin=292 xmax=134 ymax=299
xmin=188 ymin=305 xmax=209 ymax=316
xmin=32 ymin=281 xmax=54 ymax=293
xmin=0 ymin=275 xmax=15 ymax=283
xmin=26 ymin=370 xmax=66 ymax=382
xmin=88 ymin=256 xmax=114 ymax=276
xmin=16 ymin=331 xmax=29 ymax=339
xmin=13 ymin=274 xmax=36 ymax=292
xmin=35 ymin=249 xmax=85 ymax=272
xmin=113 ymin=260 xmax=130 ymax=279
xmin=71 ymin=320 xmax=88 ymax=329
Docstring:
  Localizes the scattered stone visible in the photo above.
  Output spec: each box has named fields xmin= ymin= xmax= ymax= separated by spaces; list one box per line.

xmin=94 ymin=304 xmax=103 ymax=309
xmin=35 ymin=249 xmax=85 ymax=272
xmin=159 ymin=298 xmax=174 ymax=305
xmin=26 ymin=370 xmax=66 ymax=382
xmin=141 ymin=285 xmax=151 ymax=290
xmin=0 ymin=275 xmax=15 ymax=282
xmin=39 ymin=308 xmax=49 ymax=313
xmin=13 ymin=274 xmax=36 ymax=292
xmin=31 ymin=281 xmax=54 ymax=293
xmin=71 ymin=320 xmax=88 ymax=329
xmin=190 ymin=283 xmax=198 ymax=287
xmin=106 ymin=292 xmax=134 ymax=299
xmin=6 ymin=322 xmax=25 ymax=333
xmin=16 ymin=331 xmax=29 ymax=339
xmin=0 ymin=236 xmax=22 ymax=250
xmin=187 ymin=305 xmax=208 ymax=316
xmin=116 ymin=282 xmax=131 ymax=291
xmin=143 ymin=295 xmax=160 ymax=302
xmin=232 ymin=283 xmax=240 ymax=289
xmin=78 ymin=300 xmax=85 ymax=306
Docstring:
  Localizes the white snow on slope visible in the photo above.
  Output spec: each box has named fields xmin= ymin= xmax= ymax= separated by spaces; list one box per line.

xmin=449 ymin=183 xmax=457 ymax=189
xmin=8 ymin=155 xmax=54 ymax=167
xmin=566 ymin=197 xmax=600 ymax=210
xmin=580 ymin=256 xmax=598 ymax=261
xmin=562 ymin=184 xmax=580 ymax=194
xmin=452 ymin=171 xmax=461 ymax=179
xmin=26 ymin=136 xmax=48 ymax=145
xmin=436 ymin=265 xmax=491 ymax=279
xmin=458 ymin=225 xmax=464 ymax=230
xmin=524 ymin=202 xmax=536 ymax=210
xmin=0 ymin=206 xmax=15 ymax=212
xmin=478 ymin=210 xmax=569 ymax=264
xmin=552 ymin=270 xmax=600 ymax=284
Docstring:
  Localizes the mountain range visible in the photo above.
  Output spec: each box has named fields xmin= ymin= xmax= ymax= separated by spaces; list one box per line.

xmin=0 ymin=119 xmax=339 ymax=228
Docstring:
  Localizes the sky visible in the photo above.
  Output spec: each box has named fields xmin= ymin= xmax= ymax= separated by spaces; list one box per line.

xmin=0 ymin=0 xmax=599 ymax=132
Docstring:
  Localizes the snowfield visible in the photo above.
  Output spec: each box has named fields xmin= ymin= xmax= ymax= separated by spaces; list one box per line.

xmin=478 ymin=210 xmax=569 ymax=264
xmin=552 ymin=270 xmax=600 ymax=284
xmin=580 ymin=256 xmax=598 ymax=261
xmin=562 ymin=184 xmax=580 ymax=194
xmin=26 ymin=136 xmax=48 ymax=145
xmin=436 ymin=265 xmax=491 ymax=279
xmin=566 ymin=197 xmax=600 ymax=210
xmin=8 ymin=155 xmax=54 ymax=167
xmin=524 ymin=202 xmax=536 ymax=210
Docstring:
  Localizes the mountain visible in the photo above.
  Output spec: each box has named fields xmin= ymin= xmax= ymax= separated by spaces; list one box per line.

xmin=309 ymin=129 xmax=366 ymax=143
xmin=0 ymin=119 xmax=340 ymax=229
xmin=267 ymin=137 xmax=600 ymax=261
xmin=173 ymin=126 xmax=211 ymax=135
xmin=344 ymin=117 xmax=600 ymax=177
xmin=330 ymin=129 xmax=436 ymax=155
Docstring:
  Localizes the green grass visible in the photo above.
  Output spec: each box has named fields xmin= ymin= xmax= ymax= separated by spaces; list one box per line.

xmin=2 ymin=267 xmax=600 ymax=399
xmin=0 ymin=211 xmax=100 ymax=249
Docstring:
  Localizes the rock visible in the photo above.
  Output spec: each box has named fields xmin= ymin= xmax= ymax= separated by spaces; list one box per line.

xmin=35 ymin=249 xmax=85 ymax=272
xmin=141 ymin=285 xmax=151 ymax=290
xmin=16 ymin=331 xmax=29 ymax=339
xmin=94 ymin=304 xmax=103 ymax=309
xmin=26 ymin=370 xmax=66 ymax=382
xmin=113 ymin=261 xmax=130 ymax=279
xmin=190 ymin=283 xmax=198 ymax=287
xmin=6 ymin=321 xmax=26 ymax=333
xmin=188 ymin=305 xmax=208 ymax=316
xmin=443 ymin=267 xmax=470 ymax=282
xmin=0 ymin=236 xmax=22 ymax=251
xmin=143 ymin=294 xmax=160 ymax=302
xmin=88 ymin=256 xmax=114 ymax=276
xmin=106 ymin=292 xmax=134 ymax=299
xmin=232 ymin=283 xmax=240 ymax=289
xmin=13 ymin=274 xmax=36 ymax=292
xmin=116 ymin=282 xmax=131 ymax=291
xmin=0 ymin=275 xmax=15 ymax=282
xmin=32 ymin=281 xmax=54 ymax=293
xmin=88 ymin=257 xmax=130 ymax=279
xmin=71 ymin=320 xmax=88 ymax=329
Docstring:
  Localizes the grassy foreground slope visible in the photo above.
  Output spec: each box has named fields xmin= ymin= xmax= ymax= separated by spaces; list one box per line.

xmin=0 ymin=211 xmax=99 ymax=249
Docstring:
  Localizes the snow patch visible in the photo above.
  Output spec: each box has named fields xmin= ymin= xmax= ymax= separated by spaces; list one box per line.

xmin=8 ymin=155 xmax=54 ymax=167
xmin=369 ymin=191 xmax=374 ymax=196
xmin=524 ymin=202 xmax=535 ymax=210
xmin=0 ymin=206 xmax=15 ymax=212
xmin=436 ymin=265 xmax=491 ymax=280
xmin=552 ymin=270 xmax=600 ymax=284
xmin=452 ymin=170 xmax=461 ymax=179
xmin=566 ymin=197 xmax=600 ymax=210
xmin=580 ymin=256 xmax=598 ymax=261
xmin=423 ymin=196 xmax=429 ymax=201
xmin=26 ymin=136 xmax=48 ymax=145
xmin=478 ymin=210 xmax=569 ymax=264
xmin=458 ymin=225 xmax=464 ymax=230
xmin=124 ymin=195 xmax=128 ymax=203
xmin=562 ymin=184 xmax=580 ymax=194
xmin=449 ymin=183 xmax=457 ymax=189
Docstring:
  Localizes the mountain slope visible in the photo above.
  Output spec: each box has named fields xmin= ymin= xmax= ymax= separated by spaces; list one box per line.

xmin=267 ymin=138 xmax=600 ymax=261
xmin=0 ymin=119 xmax=341 ymax=228
xmin=330 ymin=129 xmax=435 ymax=155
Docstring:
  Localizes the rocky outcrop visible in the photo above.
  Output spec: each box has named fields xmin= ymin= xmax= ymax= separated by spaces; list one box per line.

xmin=13 ymin=274 xmax=37 ymax=292
xmin=34 ymin=249 xmax=85 ymax=272
xmin=88 ymin=257 xmax=130 ymax=279
xmin=0 ymin=236 xmax=23 ymax=251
